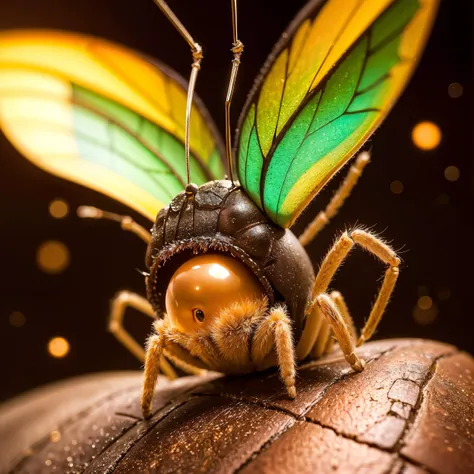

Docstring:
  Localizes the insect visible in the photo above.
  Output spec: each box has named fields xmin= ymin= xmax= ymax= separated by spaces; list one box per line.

xmin=0 ymin=0 xmax=439 ymax=419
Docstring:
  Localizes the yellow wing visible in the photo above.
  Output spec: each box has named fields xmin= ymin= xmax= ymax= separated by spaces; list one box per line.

xmin=0 ymin=30 xmax=225 ymax=221
xmin=235 ymin=0 xmax=439 ymax=227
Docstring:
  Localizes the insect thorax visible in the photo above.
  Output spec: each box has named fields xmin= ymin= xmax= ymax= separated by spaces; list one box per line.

xmin=145 ymin=180 xmax=314 ymax=342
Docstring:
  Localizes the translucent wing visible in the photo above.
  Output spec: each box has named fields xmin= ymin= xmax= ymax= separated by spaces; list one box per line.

xmin=0 ymin=30 xmax=225 ymax=221
xmin=235 ymin=0 xmax=439 ymax=227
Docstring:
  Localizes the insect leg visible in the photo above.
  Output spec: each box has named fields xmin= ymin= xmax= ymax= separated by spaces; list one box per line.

xmin=252 ymin=305 xmax=296 ymax=398
xmin=330 ymin=290 xmax=357 ymax=342
xmin=141 ymin=319 xmax=167 ymax=419
xmin=166 ymin=327 xmax=222 ymax=371
xmin=225 ymin=0 xmax=244 ymax=182
xmin=209 ymin=297 xmax=267 ymax=369
xmin=315 ymin=294 xmax=366 ymax=372
xmin=296 ymin=229 xmax=400 ymax=360
xmin=310 ymin=317 xmax=331 ymax=358
xmin=109 ymin=291 xmax=176 ymax=379
xmin=152 ymin=0 xmax=202 ymax=186
xmin=297 ymin=232 xmax=354 ymax=359
xmin=77 ymin=206 xmax=151 ymax=244
xmin=351 ymin=230 xmax=400 ymax=346
xmin=299 ymin=151 xmax=371 ymax=247
xmin=162 ymin=346 xmax=208 ymax=376
xmin=310 ymin=291 xmax=357 ymax=358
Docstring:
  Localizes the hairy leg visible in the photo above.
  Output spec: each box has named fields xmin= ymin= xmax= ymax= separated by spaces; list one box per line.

xmin=142 ymin=321 xmax=215 ymax=418
xmin=330 ymin=290 xmax=357 ymax=341
xmin=252 ymin=305 xmax=296 ymax=398
xmin=166 ymin=327 xmax=222 ymax=372
xmin=162 ymin=346 xmax=208 ymax=376
xmin=297 ymin=228 xmax=400 ymax=360
xmin=310 ymin=318 xmax=331 ymax=358
xmin=310 ymin=291 xmax=356 ymax=357
xmin=109 ymin=291 xmax=176 ymax=379
xmin=210 ymin=298 xmax=268 ymax=369
xmin=316 ymin=294 xmax=365 ymax=371
xmin=352 ymin=231 xmax=400 ymax=346
xmin=141 ymin=320 xmax=167 ymax=419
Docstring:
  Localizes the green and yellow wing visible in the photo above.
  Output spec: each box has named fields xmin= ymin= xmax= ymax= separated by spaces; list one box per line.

xmin=236 ymin=0 xmax=438 ymax=227
xmin=0 ymin=30 xmax=225 ymax=221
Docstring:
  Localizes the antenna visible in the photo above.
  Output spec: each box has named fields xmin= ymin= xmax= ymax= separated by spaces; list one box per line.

xmin=225 ymin=0 xmax=243 ymax=184
xmin=151 ymin=0 xmax=203 ymax=192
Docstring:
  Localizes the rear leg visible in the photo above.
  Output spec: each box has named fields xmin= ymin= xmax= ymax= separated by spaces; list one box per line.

xmin=109 ymin=291 xmax=177 ymax=379
xmin=310 ymin=291 xmax=358 ymax=358
xmin=297 ymin=228 xmax=400 ymax=367
xmin=315 ymin=294 xmax=365 ymax=371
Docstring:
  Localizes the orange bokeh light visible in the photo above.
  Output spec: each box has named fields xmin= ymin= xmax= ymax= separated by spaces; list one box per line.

xmin=412 ymin=121 xmax=442 ymax=150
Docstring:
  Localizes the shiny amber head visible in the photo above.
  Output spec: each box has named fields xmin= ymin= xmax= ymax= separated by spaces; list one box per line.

xmin=165 ymin=254 xmax=265 ymax=333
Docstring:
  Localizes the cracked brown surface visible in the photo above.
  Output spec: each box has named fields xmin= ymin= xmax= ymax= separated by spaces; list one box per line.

xmin=0 ymin=339 xmax=472 ymax=474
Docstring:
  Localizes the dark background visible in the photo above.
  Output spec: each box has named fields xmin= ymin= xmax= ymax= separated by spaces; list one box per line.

xmin=0 ymin=0 xmax=472 ymax=401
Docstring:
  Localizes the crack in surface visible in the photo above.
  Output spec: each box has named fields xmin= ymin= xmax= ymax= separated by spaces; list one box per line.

xmin=383 ymin=456 xmax=403 ymax=474
xmin=391 ymin=351 xmax=458 ymax=473
xmin=212 ymin=391 xmax=437 ymax=474
xmin=9 ymin=344 xmax=460 ymax=474
xmin=102 ymin=398 xmax=193 ymax=474
xmin=381 ymin=456 xmax=430 ymax=474
xmin=233 ymin=418 xmax=296 ymax=473
xmin=9 ymin=381 xmax=141 ymax=473
xmin=114 ymin=412 xmax=143 ymax=421
xmin=394 ymin=351 xmax=457 ymax=452
xmin=214 ymin=347 xmax=457 ymax=474
xmin=299 ymin=345 xmax=398 ymax=418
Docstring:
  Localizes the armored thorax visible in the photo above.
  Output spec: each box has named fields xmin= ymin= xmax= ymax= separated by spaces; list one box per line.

xmin=145 ymin=180 xmax=314 ymax=341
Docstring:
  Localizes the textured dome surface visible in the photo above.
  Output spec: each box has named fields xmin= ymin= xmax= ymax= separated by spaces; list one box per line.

xmin=1 ymin=338 xmax=473 ymax=474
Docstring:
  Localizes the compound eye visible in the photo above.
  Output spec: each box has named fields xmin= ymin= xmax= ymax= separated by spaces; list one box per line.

xmin=193 ymin=308 xmax=205 ymax=323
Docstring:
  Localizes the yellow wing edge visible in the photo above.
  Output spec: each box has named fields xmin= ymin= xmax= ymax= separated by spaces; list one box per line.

xmin=282 ymin=0 xmax=440 ymax=227
xmin=0 ymin=29 xmax=222 ymax=166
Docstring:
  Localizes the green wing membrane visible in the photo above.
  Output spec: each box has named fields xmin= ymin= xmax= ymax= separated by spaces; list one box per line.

xmin=236 ymin=0 xmax=439 ymax=227
xmin=72 ymin=85 xmax=211 ymax=206
xmin=0 ymin=30 xmax=225 ymax=221
xmin=265 ymin=35 xmax=378 ymax=224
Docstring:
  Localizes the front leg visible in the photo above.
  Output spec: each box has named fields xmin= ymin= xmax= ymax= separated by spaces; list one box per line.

xmin=252 ymin=305 xmax=296 ymax=398
xmin=141 ymin=319 xmax=167 ymax=419
xmin=141 ymin=321 xmax=211 ymax=419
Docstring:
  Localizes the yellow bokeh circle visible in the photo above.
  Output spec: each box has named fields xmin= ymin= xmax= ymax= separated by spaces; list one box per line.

xmin=48 ymin=337 xmax=70 ymax=358
xmin=36 ymin=240 xmax=70 ymax=274
xmin=49 ymin=199 xmax=69 ymax=219
xmin=412 ymin=121 xmax=442 ymax=150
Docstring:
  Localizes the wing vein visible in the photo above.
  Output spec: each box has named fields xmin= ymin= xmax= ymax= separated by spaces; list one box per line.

xmin=273 ymin=86 xmax=324 ymax=219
